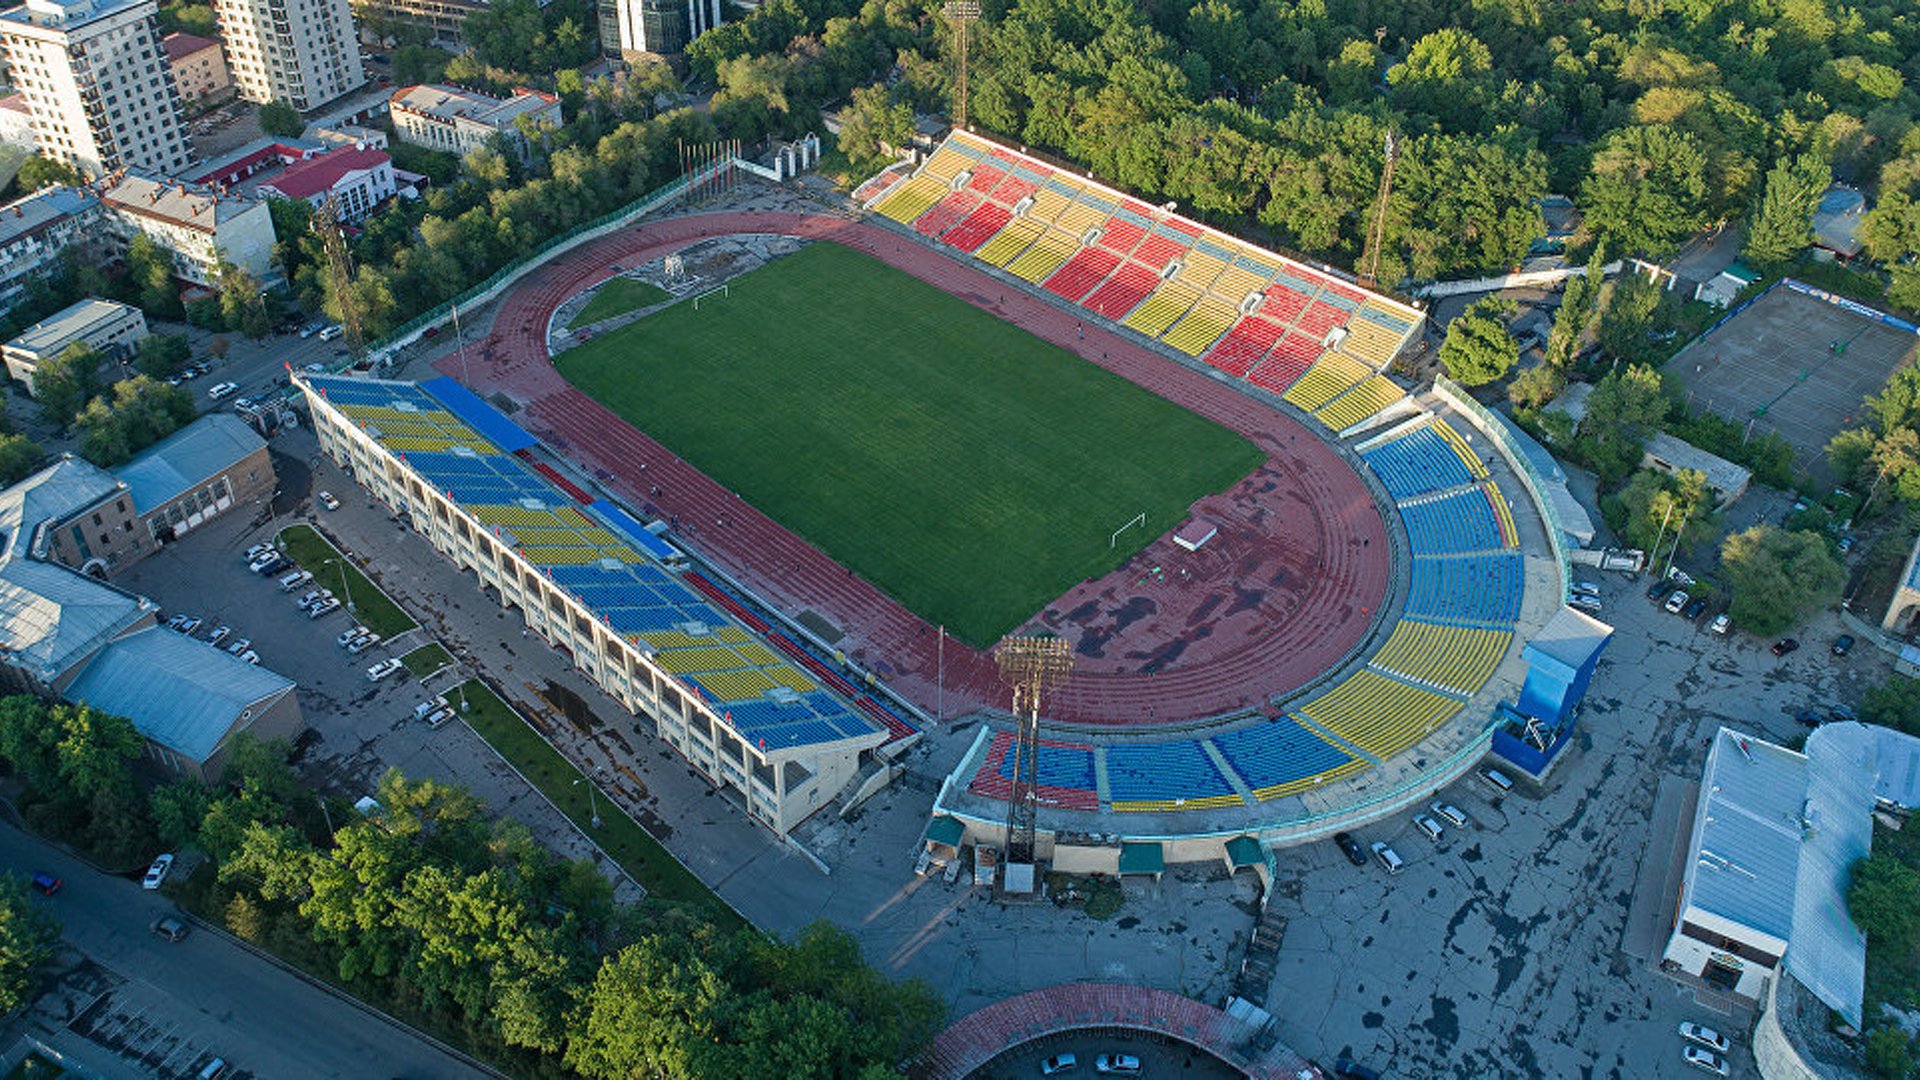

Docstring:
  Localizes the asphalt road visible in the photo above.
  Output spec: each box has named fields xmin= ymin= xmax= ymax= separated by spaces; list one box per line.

xmin=0 ymin=822 xmax=489 ymax=1079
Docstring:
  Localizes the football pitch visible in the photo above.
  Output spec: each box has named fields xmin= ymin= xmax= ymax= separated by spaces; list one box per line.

xmin=555 ymin=243 xmax=1264 ymax=646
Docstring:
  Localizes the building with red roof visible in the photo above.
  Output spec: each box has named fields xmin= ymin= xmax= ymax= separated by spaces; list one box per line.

xmin=258 ymin=146 xmax=396 ymax=222
xmin=161 ymin=32 xmax=232 ymax=104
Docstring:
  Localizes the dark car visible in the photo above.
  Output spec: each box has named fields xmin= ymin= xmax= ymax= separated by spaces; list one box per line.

xmin=1682 ymin=597 xmax=1710 ymax=620
xmin=1646 ymin=579 xmax=1672 ymax=601
xmin=1829 ymin=704 xmax=1859 ymax=725
xmin=150 ymin=915 xmax=189 ymax=942
xmin=1333 ymin=1058 xmax=1382 ymax=1080
xmin=29 ymin=872 xmax=59 ymax=895
xmin=1771 ymin=638 xmax=1800 ymax=657
xmin=1794 ymin=709 xmax=1824 ymax=729
xmin=1333 ymin=832 xmax=1367 ymax=866
xmin=1832 ymin=634 xmax=1856 ymax=656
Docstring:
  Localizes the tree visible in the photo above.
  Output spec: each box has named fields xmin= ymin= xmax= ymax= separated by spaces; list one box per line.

xmin=1744 ymin=152 xmax=1829 ymax=267
xmin=1865 ymin=1027 xmax=1916 ymax=1079
xmin=259 ymin=99 xmax=304 ymax=138
xmin=835 ymin=83 xmax=913 ymax=177
xmin=14 ymin=156 xmax=79 ymax=193
xmin=133 ymin=333 xmax=191 ymax=379
xmin=565 ymin=936 xmax=724 ymax=1079
xmin=217 ymin=262 xmax=272 ymax=338
xmin=1543 ymin=261 xmax=1605 ymax=369
xmin=1720 ymin=525 xmax=1845 ymax=636
xmin=1579 ymin=126 xmax=1711 ymax=256
xmin=74 ymin=376 xmax=197 ymax=466
xmin=1847 ymin=854 xmax=1920 ymax=951
xmin=1507 ymin=364 xmax=1564 ymax=409
xmin=0 ymin=434 xmax=42 ymax=487
xmin=1438 ymin=298 xmax=1518 ymax=386
xmin=149 ymin=779 xmax=212 ymax=849
xmin=1610 ymin=468 xmax=1713 ymax=554
xmin=124 ymin=234 xmax=183 ymax=319
xmin=33 ymin=342 xmax=101 ymax=428
xmin=1866 ymin=425 xmax=1920 ymax=510
xmin=0 ymin=874 xmax=58 ymax=1013
xmin=1863 ymin=676 xmax=1920 ymax=737
xmin=1576 ymin=364 xmax=1669 ymax=481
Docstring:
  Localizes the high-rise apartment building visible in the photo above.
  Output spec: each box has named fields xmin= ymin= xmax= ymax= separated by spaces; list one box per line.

xmin=0 ymin=0 xmax=193 ymax=178
xmin=611 ymin=0 xmax=720 ymax=58
xmin=215 ymin=0 xmax=363 ymax=112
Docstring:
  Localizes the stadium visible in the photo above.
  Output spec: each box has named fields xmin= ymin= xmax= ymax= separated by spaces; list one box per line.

xmin=301 ymin=129 xmax=1592 ymax=871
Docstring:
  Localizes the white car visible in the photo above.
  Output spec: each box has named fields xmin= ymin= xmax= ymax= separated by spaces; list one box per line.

xmin=1663 ymin=590 xmax=1689 ymax=614
xmin=207 ymin=381 xmax=239 ymax=401
xmin=1094 ymin=1054 xmax=1140 ymax=1075
xmin=367 ymin=657 xmax=403 ymax=681
xmin=239 ymin=650 xmax=260 ymax=665
xmin=225 ymin=638 xmax=251 ymax=656
xmin=1040 ymin=1054 xmax=1077 ymax=1076
xmin=317 ymin=491 xmax=340 ymax=511
xmin=1679 ymin=1022 xmax=1729 ymax=1053
xmin=309 ymin=597 xmax=342 ymax=618
xmin=142 ymin=853 xmax=173 ymax=890
xmin=1431 ymin=802 xmax=1469 ymax=828
xmin=337 ymin=626 xmax=366 ymax=648
xmin=247 ymin=552 xmax=281 ymax=573
xmin=1709 ymin=614 xmax=1731 ymax=635
xmin=1682 ymin=1045 xmax=1728 ymax=1076
xmin=243 ymin=542 xmax=273 ymax=562
xmin=347 ymin=632 xmax=380 ymax=654
xmin=205 ymin=625 xmax=231 ymax=647
xmin=424 ymin=706 xmax=456 ymax=729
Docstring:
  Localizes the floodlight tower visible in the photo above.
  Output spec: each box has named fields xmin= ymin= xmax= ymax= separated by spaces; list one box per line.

xmin=996 ymin=633 xmax=1074 ymax=873
xmin=943 ymin=0 xmax=981 ymax=129
xmin=1359 ymin=129 xmax=1398 ymax=289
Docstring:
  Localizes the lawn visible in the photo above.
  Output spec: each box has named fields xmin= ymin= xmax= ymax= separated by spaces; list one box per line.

xmin=399 ymin=642 xmax=453 ymax=678
xmin=276 ymin=524 xmax=416 ymax=638
xmin=452 ymin=678 xmax=740 ymax=927
xmin=568 ymin=277 xmax=671 ymax=328
xmin=556 ymin=243 xmax=1264 ymax=645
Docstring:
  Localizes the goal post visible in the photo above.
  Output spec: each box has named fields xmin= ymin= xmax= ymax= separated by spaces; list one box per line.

xmin=692 ymin=284 xmax=730 ymax=311
xmin=1110 ymin=511 xmax=1146 ymax=549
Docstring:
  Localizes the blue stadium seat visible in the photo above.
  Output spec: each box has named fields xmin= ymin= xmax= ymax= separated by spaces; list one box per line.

xmin=1210 ymin=717 xmax=1354 ymax=792
xmin=1405 ymin=552 xmax=1523 ymax=625
xmin=1399 ymin=487 xmax=1505 ymax=555
xmin=1360 ymin=427 xmax=1477 ymax=501
xmin=1104 ymin=742 xmax=1236 ymax=802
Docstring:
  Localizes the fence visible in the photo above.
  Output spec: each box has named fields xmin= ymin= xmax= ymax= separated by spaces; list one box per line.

xmin=1433 ymin=374 xmax=1571 ymax=595
xmin=1781 ymin=276 xmax=1920 ymax=336
xmin=364 ymin=158 xmax=737 ymax=367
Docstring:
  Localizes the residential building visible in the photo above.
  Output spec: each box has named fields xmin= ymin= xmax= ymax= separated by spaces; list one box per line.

xmin=2 ymin=297 xmax=145 ymax=396
xmin=349 ymin=0 xmax=477 ymax=49
xmin=215 ymin=0 xmax=364 ymax=112
xmin=0 ymin=92 xmax=36 ymax=149
xmin=610 ymin=0 xmax=720 ymax=57
xmin=388 ymin=83 xmax=561 ymax=160
xmin=300 ymin=374 xmax=899 ymax=835
xmin=0 ymin=452 xmax=302 ymax=778
xmin=0 ymin=0 xmax=192 ymax=178
xmin=1813 ymin=184 xmax=1867 ymax=260
xmin=113 ymin=412 xmax=272 ymax=544
xmin=0 ymin=185 xmax=104 ymax=313
xmin=257 ymin=144 xmax=393 ymax=221
xmin=99 ymin=171 xmax=277 ymax=287
xmin=189 ymin=134 xmax=327 ymax=187
xmin=160 ymin=30 xmax=233 ymax=104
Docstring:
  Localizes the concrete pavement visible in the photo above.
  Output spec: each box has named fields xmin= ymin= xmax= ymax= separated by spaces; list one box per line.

xmin=0 ymin=821 xmax=489 ymax=1079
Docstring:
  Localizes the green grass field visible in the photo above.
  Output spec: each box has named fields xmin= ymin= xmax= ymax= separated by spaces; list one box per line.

xmin=568 ymin=277 xmax=671 ymax=328
xmin=276 ymin=524 xmax=416 ymax=637
xmin=556 ymin=244 xmax=1264 ymax=646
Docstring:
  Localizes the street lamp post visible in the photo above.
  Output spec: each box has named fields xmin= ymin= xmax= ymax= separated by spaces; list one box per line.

xmin=573 ymin=775 xmax=602 ymax=829
xmin=325 ymin=557 xmax=355 ymax=613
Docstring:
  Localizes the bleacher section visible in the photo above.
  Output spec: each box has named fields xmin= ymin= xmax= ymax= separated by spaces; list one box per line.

xmin=310 ymin=376 xmax=896 ymax=755
xmin=862 ymin=129 xmax=1426 ymax=436
xmin=1370 ymin=620 xmax=1512 ymax=696
xmin=968 ymin=732 xmax=1099 ymax=811
xmin=1400 ymin=484 xmax=1515 ymax=556
xmin=1212 ymin=717 xmax=1361 ymax=800
xmin=1106 ymin=742 xmax=1241 ymax=812
xmin=1359 ymin=422 xmax=1485 ymax=500
xmin=1297 ymin=670 xmax=1461 ymax=759
xmin=1407 ymin=551 xmax=1525 ymax=626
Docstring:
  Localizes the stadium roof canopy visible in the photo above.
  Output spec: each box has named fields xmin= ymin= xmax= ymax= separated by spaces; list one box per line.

xmin=304 ymin=375 xmax=884 ymax=753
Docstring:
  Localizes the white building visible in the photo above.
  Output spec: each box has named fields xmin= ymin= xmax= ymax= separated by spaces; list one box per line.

xmin=215 ymin=0 xmax=364 ymax=112
xmin=388 ymin=84 xmax=561 ymax=160
xmin=0 ymin=185 xmax=103 ymax=313
xmin=2 ymin=296 xmax=145 ymax=395
xmin=257 ymin=144 xmax=393 ymax=222
xmin=0 ymin=0 xmax=193 ymax=178
xmin=612 ymin=0 xmax=719 ymax=57
xmin=0 ymin=93 xmax=37 ymax=150
xmin=99 ymin=172 xmax=276 ymax=287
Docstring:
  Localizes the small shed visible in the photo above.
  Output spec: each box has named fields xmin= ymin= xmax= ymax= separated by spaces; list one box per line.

xmin=1640 ymin=431 xmax=1751 ymax=508
xmin=923 ymin=813 xmax=965 ymax=860
xmin=1173 ymin=518 xmax=1217 ymax=552
xmin=1117 ymin=841 xmax=1165 ymax=881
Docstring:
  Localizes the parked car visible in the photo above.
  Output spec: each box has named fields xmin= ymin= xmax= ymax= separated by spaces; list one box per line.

xmin=1678 ymin=1022 xmax=1729 ymax=1054
xmin=205 ymin=626 xmax=230 ymax=647
xmin=1838 ymin=535 xmax=1855 ymax=553
xmin=150 ymin=915 xmax=190 ymax=942
xmin=1569 ymin=581 xmax=1600 ymax=600
xmin=346 ymin=632 xmax=380 ymax=654
xmin=247 ymin=552 xmax=281 ymax=573
xmin=142 ymin=853 xmax=174 ymax=890
xmin=30 ymin=872 xmax=58 ymax=895
xmin=1040 ymin=1054 xmax=1077 ymax=1075
xmin=1682 ymin=1045 xmax=1729 ymax=1076
xmin=176 ymin=616 xmax=201 ymax=636
xmin=1794 ymin=709 xmax=1825 ymax=729
xmin=207 ymin=381 xmax=239 ymax=401
xmin=317 ymin=491 xmax=340 ymax=511
xmin=1333 ymin=831 xmax=1367 ymax=866
xmin=304 ymin=362 xmax=327 ymax=373
xmin=1370 ymin=840 xmax=1404 ymax=874
xmin=337 ymin=626 xmax=367 ymax=648
xmin=367 ymin=658 xmax=403 ymax=681
xmin=1333 ymin=1059 xmax=1382 ymax=1080
xmin=297 ymin=589 xmax=329 ymax=610
xmin=1709 ymin=614 xmax=1731 ymax=635
xmin=238 ymin=650 xmax=259 ymax=665
xmin=1664 ymin=590 xmax=1690 ymax=614
xmin=1645 ymin=579 xmax=1672 ymax=601
xmin=1771 ymin=638 xmax=1800 ymax=657
xmin=1569 ymin=598 xmax=1602 ymax=617
xmin=225 ymin=638 xmax=251 ymax=656
xmin=1832 ymin=634 xmax=1856 ymax=656
xmin=309 ymin=598 xmax=342 ymax=618
xmin=1431 ymin=802 xmax=1469 ymax=828
xmin=244 ymin=542 xmax=273 ymax=562
xmin=1682 ymin=597 xmax=1709 ymax=620
xmin=1828 ymin=704 xmax=1859 ymax=725
xmin=424 ymin=706 xmax=456 ymax=729
xmin=1413 ymin=814 xmax=1444 ymax=842
xmin=1094 ymin=1055 xmax=1141 ymax=1076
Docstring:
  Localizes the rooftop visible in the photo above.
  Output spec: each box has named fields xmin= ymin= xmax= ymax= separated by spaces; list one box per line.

xmin=390 ymin=84 xmax=558 ymax=129
xmin=66 ymin=625 xmax=294 ymax=761
xmin=0 ymin=458 xmax=146 ymax=679
xmin=5 ymin=297 xmax=137 ymax=357
xmin=1642 ymin=430 xmax=1753 ymax=498
xmin=113 ymin=414 xmax=265 ymax=511
xmin=301 ymin=375 xmax=887 ymax=755
xmin=1521 ymin=606 xmax=1612 ymax=673
xmin=0 ymin=185 xmax=98 ymax=248
xmin=2 ymin=0 xmax=151 ymax=31
xmin=101 ymin=172 xmax=257 ymax=231
xmin=1684 ymin=727 xmax=1808 ymax=945
xmin=1813 ymin=184 xmax=1867 ymax=258
xmin=160 ymin=30 xmax=215 ymax=61
xmin=0 ymin=92 xmax=27 ymax=115
xmin=260 ymin=146 xmax=389 ymax=201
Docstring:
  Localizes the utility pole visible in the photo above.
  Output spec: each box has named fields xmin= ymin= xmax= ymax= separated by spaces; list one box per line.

xmin=943 ymin=1 xmax=980 ymax=129
xmin=1359 ymin=129 xmax=1397 ymax=288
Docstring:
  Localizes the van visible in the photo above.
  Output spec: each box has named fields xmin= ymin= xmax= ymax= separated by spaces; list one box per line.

xmin=1480 ymin=767 xmax=1514 ymax=793
xmin=1370 ymin=841 xmax=1404 ymax=875
xmin=1431 ymin=802 xmax=1469 ymax=828
xmin=317 ymin=324 xmax=344 ymax=342
xmin=1413 ymin=814 xmax=1444 ymax=843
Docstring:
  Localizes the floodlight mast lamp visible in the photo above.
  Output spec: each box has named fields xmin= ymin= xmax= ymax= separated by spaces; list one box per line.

xmin=995 ymin=634 xmax=1074 ymax=867
xmin=944 ymin=1 xmax=981 ymax=129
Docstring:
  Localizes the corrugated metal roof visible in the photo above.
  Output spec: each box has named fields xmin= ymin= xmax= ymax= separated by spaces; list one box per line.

xmin=1522 ymin=606 xmax=1612 ymax=672
xmin=0 ymin=458 xmax=147 ymax=678
xmin=1789 ymin=722 xmax=1875 ymax=1028
xmin=66 ymin=626 xmax=292 ymax=762
xmin=5 ymin=298 xmax=139 ymax=357
xmin=1684 ymin=728 xmax=1806 ymax=942
xmin=113 ymin=414 xmax=264 ymax=512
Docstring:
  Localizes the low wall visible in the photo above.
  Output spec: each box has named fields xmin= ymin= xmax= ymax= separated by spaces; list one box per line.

xmin=1433 ymin=374 xmax=1570 ymax=595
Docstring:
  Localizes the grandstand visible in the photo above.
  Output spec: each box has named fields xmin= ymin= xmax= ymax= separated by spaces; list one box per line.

xmin=298 ymin=374 xmax=916 ymax=835
xmin=865 ymin=129 xmax=1427 ymax=436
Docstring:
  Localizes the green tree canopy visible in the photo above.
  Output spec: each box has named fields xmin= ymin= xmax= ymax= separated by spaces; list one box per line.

xmin=133 ymin=333 xmax=191 ymax=379
xmin=1575 ymin=364 xmax=1670 ymax=481
xmin=14 ymin=156 xmax=79 ymax=193
xmin=1579 ymin=126 xmax=1711 ymax=257
xmin=259 ymin=99 xmax=304 ymax=138
xmin=1848 ymin=853 xmax=1920 ymax=951
xmin=0 ymin=874 xmax=59 ymax=1013
xmin=835 ymin=84 xmax=913 ymax=178
xmin=33 ymin=342 xmax=101 ymax=429
xmin=1720 ymin=525 xmax=1844 ymax=636
xmin=1437 ymin=297 xmax=1518 ymax=386
xmin=0 ymin=434 xmax=43 ymax=487
xmin=1743 ymin=152 xmax=1829 ymax=267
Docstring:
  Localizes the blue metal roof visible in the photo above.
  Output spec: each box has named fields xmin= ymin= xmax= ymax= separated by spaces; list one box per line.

xmin=419 ymin=376 xmax=537 ymax=452
xmin=590 ymin=499 xmax=680 ymax=562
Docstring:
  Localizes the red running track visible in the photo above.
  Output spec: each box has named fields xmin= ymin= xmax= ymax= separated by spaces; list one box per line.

xmin=442 ymin=210 xmax=1390 ymax=726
